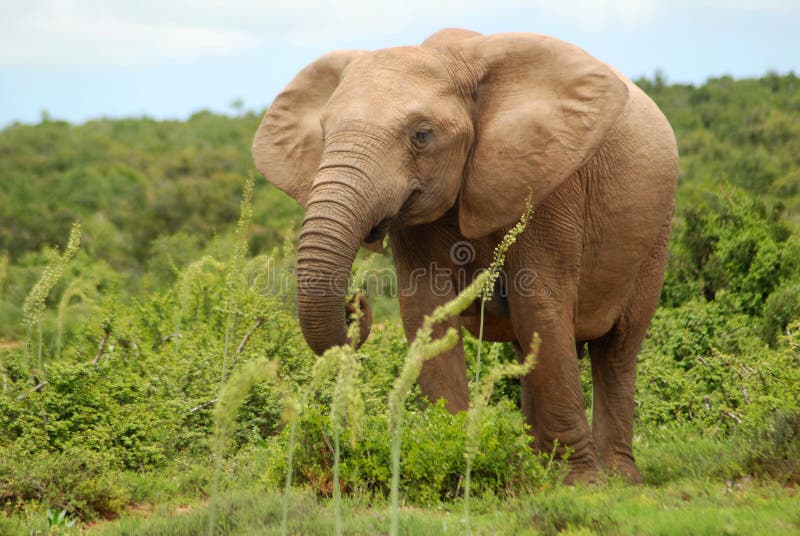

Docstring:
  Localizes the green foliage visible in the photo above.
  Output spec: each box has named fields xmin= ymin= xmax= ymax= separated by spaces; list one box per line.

xmin=760 ymin=283 xmax=800 ymax=345
xmin=3 ymin=73 xmax=800 ymax=531
xmin=663 ymin=190 xmax=796 ymax=316
xmin=641 ymin=72 xmax=800 ymax=210
xmin=463 ymin=338 xmax=538 ymax=533
xmin=638 ymin=308 xmax=800 ymax=434
xmin=260 ymin=399 xmax=555 ymax=504
xmin=0 ymin=446 xmax=130 ymax=519
xmin=0 ymin=113 xmax=302 ymax=338
xmin=746 ymin=411 xmax=800 ymax=484
xmin=46 ymin=507 xmax=77 ymax=530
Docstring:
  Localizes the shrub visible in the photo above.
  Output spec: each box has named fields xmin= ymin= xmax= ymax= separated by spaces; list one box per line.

xmin=745 ymin=411 xmax=800 ymax=484
xmin=0 ymin=446 xmax=129 ymax=519
xmin=662 ymin=190 xmax=796 ymax=317
xmin=637 ymin=312 xmax=800 ymax=433
xmin=260 ymin=399 xmax=556 ymax=505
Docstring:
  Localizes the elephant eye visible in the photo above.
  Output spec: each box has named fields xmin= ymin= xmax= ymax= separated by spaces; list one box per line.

xmin=411 ymin=129 xmax=431 ymax=148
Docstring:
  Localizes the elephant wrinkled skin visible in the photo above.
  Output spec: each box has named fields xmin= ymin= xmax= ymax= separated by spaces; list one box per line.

xmin=252 ymin=28 xmax=679 ymax=484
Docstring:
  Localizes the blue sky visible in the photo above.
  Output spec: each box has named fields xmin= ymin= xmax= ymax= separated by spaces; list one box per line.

xmin=1 ymin=1 xmax=798 ymax=127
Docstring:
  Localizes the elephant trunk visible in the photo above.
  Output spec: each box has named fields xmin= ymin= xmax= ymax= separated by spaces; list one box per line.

xmin=296 ymin=165 xmax=387 ymax=355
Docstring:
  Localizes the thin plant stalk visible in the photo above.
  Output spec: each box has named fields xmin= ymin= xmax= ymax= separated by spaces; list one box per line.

xmin=54 ymin=282 xmax=92 ymax=359
xmin=474 ymin=193 xmax=534 ymax=387
xmin=463 ymin=338 xmax=538 ymax=534
xmin=388 ymin=417 xmax=404 ymax=536
xmin=333 ymin=431 xmax=342 ymax=536
xmin=208 ymin=449 xmax=223 ymax=536
xmin=388 ymin=270 xmax=489 ymax=536
xmin=23 ymin=326 xmax=31 ymax=373
xmin=220 ymin=175 xmax=255 ymax=387
xmin=37 ymin=324 xmax=43 ymax=372
xmin=471 ymin=197 xmax=538 ymax=533
xmin=463 ymin=341 xmax=499 ymax=533
xmin=474 ymin=299 xmax=486 ymax=386
xmin=281 ymin=417 xmax=298 ymax=536
xmin=463 ymin=465 xmax=472 ymax=535
xmin=220 ymin=315 xmax=235 ymax=388
xmin=22 ymin=222 xmax=81 ymax=375
xmin=210 ymin=357 xmax=286 ymax=536
xmin=327 ymin=296 xmax=366 ymax=536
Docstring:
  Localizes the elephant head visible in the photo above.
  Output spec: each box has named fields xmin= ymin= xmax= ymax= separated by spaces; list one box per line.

xmin=252 ymin=29 xmax=628 ymax=355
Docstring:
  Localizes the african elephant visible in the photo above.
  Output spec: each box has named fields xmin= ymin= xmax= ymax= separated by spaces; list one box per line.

xmin=252 ymin=28 xmax=678 ymax=484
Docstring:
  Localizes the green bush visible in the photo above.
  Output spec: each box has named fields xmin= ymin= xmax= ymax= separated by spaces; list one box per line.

xmin=0 ymin=446 xmax=129 ymax=519
xmin=760 ymin=283 xmax=800 ymax=345
xmin=261 ymin=399 xmax=556 ymax=505
xmin=662 ymin=190 xmax=796 ymax=317
xmin=745 ymin=411 xmax=800 ymax=484
xmin=637 ymin=312 xmax=800 ymax=433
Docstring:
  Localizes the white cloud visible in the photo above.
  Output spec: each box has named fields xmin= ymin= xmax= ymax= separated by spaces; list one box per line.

xmin=1 ymin=0 xmax=532 ymax=66
xmin=0 ymin=0 xmax=261 ymax=67
xmin=529 ymin=0 xmax=664 ymax=30
xmin=1 ymin=0 xmax=797 ymax=67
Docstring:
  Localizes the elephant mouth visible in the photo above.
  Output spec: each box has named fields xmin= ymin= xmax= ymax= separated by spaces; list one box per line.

xmin=365 ymin=218 xmax=392 ymax=244
xmin=363 ymin=189 xmax=422 ymax=245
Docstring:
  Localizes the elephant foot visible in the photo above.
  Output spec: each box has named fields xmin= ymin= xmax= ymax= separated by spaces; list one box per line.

xmin=562 ymin=457 xmax=604 ymax=486
xmin=604 ymin=456 xmax=643 ymax=484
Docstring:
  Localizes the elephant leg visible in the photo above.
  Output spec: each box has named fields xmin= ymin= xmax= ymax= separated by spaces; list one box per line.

xmin=400 ymin=293 xmax=470 ymax=413
xmin=588 ymin=219 xmax=670 ymax=484
xmin=512 ymin=341 xmax=536 ymax=431
xmin=392 ymin=231 xmax=470 ymax=413
xmin=512 ymin=310 xmax=601 ymax=484
xmin=587 ymin=328 xmax=642 ymax=483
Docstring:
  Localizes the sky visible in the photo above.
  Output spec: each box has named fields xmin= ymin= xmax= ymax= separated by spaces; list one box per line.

xmin=1 ymin=0 xmax=798 ymax=127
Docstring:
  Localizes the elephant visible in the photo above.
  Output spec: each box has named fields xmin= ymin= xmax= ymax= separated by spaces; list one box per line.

xmin=252 ymin=28 xmax=678 ymax=484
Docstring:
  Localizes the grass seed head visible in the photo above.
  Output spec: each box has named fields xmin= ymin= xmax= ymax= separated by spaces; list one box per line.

xmin=213 ymin=358 xmax=281 ymax=455
xmin=22 ymin=222 xmax=81 ymax=328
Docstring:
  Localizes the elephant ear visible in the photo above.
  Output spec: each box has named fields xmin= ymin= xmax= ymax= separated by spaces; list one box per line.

xmin=252 ymin=50 xmax=364 ymax=208
xmin=454 ymin=33 xmax=629 ymax=238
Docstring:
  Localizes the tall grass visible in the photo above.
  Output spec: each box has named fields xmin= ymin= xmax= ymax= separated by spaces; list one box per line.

xmin=388 ymin=270 xmax=481 ymax=536
xmin=279 ymin=397 xmax=302 ymax=536
xmin=53 ymin=279 xmax=93 ymax=359
xmin=210 ymin=174 xmax=367 ymax=535
xmin=220 ymin=174 xmax=255 ymax=387
xmin=211 ymin=190 xmax=539 ymax=536
xmin=462 ymin=197 xmax=535 ymax=534
xmin=463 ymin=337 xmax=539 ymax=534
xmin=21 ymin=222 xmax=81 ymax=374
xmin=474 ymin=196 xmax=534 ymax=385
xmin=211 ymin=339 xmax=311 ymax=536
xmin=306 ymin=297 xmax=365 ymax=536
xmin=210 ymin=297 xmax=365 ymax=536
xmin=173 ymin=255 xmax=225 ymax=346
xmin=211 ymin=358 xmax=297 ymax=535
xmin=0 ymin=252 xmax=8 ymax=305
xmin=389 ymin=197 xmax=534 ymax=536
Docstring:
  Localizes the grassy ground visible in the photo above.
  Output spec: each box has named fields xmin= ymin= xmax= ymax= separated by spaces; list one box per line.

xmin=3 ymin=431 xmax=798 ymax=535
xmin=58 ymin=480 xmax=800 ymax=535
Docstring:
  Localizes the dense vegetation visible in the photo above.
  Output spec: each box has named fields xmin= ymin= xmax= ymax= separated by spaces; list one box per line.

xmin=1 ymin=73 xmax=799 ymax=534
